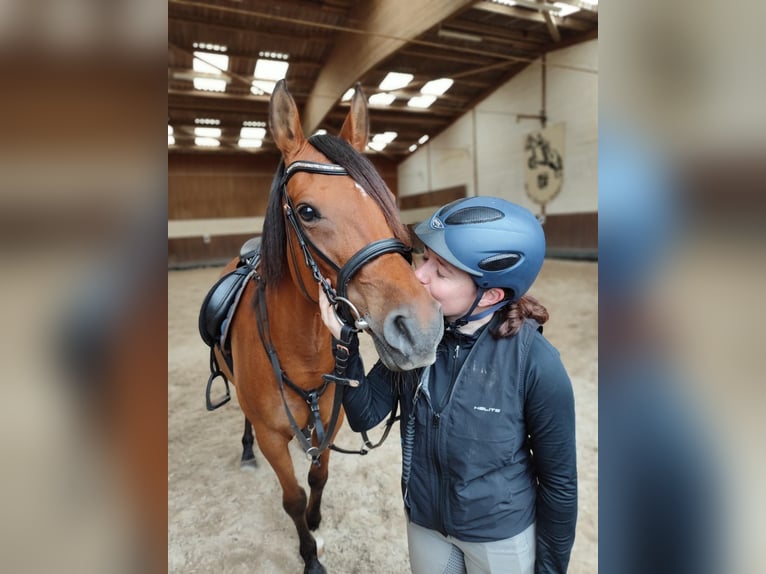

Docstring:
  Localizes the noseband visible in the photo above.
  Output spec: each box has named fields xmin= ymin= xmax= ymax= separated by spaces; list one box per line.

xmin=281 ymin=160 xmax=412 ymax=331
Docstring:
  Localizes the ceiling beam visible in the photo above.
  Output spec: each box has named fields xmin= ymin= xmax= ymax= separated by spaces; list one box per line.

xmin=302 ymin=0 xmax=476 ymax=134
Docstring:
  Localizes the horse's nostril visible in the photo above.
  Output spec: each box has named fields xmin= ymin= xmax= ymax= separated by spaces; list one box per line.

xmin=384 ymin=311 xmax=415 ymax=351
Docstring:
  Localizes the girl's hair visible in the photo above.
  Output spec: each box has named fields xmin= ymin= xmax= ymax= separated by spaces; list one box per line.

xmin=490 ymin=292 xmax=549 ymax=339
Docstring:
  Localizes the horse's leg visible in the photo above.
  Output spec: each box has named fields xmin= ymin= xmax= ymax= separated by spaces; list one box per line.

xmin=305 ymin=442 xmax=330 ymax=531
xmin=255 ymin=426 xmax=326 ymax=574
xmin=240 ymin=417 xmax=256 ymax=468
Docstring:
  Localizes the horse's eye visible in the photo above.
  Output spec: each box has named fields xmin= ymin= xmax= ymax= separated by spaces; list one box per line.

xmin=296 ymin=204 xmax=319 ymax=222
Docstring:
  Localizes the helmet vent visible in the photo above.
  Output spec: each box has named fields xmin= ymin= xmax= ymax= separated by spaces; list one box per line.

xmin=478 ymin=253 xmax=521 ymax=271
xmin=444 ymin=206 xmax=504 ymax=225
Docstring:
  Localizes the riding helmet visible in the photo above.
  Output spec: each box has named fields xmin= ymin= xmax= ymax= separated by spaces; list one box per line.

xmin=413 ymin=196 xmax=545 ymax=301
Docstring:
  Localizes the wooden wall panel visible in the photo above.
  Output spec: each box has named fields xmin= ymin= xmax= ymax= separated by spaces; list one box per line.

xmin=543 ymin=212 xmax=597 ymax=259
xmin=168 ymin=233 xmax=257 ymax=268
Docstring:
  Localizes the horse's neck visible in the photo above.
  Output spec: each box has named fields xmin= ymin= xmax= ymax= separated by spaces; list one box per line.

xmin=264 ymin=277 xmax=333 ymax=363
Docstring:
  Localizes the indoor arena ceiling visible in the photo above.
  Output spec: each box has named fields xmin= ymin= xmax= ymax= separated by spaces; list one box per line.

xmin=168 ymin=0 xmax=598 ymax=160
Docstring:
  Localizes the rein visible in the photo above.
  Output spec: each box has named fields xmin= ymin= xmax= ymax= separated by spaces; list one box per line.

xmin=259 ymin=160 xmax=410 ymax=465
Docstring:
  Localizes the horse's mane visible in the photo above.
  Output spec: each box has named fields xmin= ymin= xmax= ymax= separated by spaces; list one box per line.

xmin=260 ymin=134 xmax=408 ymax=287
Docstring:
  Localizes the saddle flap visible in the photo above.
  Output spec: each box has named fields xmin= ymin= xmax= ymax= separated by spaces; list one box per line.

xmin=198 ymin=266 xmax=252 ymax=347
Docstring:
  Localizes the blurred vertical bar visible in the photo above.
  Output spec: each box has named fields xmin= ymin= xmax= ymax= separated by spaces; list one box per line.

xmin=601 ymin=1 xmax=766 ymax=573
xmin=0 ymin=1 xmax=167 ymax=573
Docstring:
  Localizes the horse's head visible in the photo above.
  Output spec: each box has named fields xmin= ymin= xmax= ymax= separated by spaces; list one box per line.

xmin=263 ymin=80 xmax=442 ymax=371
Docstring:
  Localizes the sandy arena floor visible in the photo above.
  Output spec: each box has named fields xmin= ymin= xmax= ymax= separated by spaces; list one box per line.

xmin=168 ymin=258 xmax=597 ymax=573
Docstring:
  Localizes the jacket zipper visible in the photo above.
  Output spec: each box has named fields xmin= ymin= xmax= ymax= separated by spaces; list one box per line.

xmin=432 ymin=342 xmax=461 ymax=535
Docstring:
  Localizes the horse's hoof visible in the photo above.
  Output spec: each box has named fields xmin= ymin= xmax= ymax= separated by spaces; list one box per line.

xmin=239 ymin=457 xmax=257 ymax=471
xmin=303 ymin=560 xmax=326 ymax=574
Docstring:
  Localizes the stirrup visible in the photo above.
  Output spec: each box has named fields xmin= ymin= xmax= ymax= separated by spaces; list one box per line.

xmin=206 ymin=371 xmax=231 ymax=411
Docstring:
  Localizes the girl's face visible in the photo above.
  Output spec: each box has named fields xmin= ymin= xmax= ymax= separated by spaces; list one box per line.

xmin=414 ymin=248 xmax=478 ymax=321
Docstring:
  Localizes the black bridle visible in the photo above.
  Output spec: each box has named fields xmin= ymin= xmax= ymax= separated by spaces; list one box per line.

xmin=257 ymin=159 xmax=410 ymax=465
xmin=280 ymin=160 xmax=412 ymax=330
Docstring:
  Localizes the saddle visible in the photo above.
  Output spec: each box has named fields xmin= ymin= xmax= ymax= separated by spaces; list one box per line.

xmin=198 ymin=237 xmax=261 ymax=410
xmin=198 ymin=237 xmax=261 ymax=349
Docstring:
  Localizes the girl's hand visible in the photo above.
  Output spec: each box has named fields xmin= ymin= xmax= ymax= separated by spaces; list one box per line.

xmin=318 ymin=285 xmax=343 ymax=339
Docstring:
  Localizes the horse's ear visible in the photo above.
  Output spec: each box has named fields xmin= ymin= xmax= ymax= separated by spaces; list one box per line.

xmin=269 ymin=79 xmax=306 ymax=162
xmin=339 ymin=83 xmax=369 ymax=152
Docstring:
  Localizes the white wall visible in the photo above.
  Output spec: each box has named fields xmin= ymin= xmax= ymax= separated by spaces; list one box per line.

xmin=398 ymin=39 xmax=597 ymax=216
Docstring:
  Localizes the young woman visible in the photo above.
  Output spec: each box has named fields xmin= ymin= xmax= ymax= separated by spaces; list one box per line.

xmin=319 ymin=196 xmax=577 ymax=574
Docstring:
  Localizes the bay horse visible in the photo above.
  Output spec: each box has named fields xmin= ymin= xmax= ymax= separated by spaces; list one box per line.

xmin=212 ymin=80 xmax=443 ymax=573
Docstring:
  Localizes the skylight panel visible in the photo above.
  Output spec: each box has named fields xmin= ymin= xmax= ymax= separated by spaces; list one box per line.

xmin=194 ymin=127 xmax=222 ymax=138
xmin=379 ymin=72 xmax=413 ymax=91
xmin=368 ymin=141 xmax=387 ymax=152
xmin=409 ymin=144 xmax=418 ymax=153
xmin=251 ymin=80 xmax=277 ymax=95
xmin=253 ymin=58 xmax=289 ymax=81
xmin=240 ymin=127 xmax=266 ymax=139
xmin=369 ymin=92 xmax=396 ymax=106
xmin=407 ymin=95 xmax=437 ymax=109
xmin=168 ymin=125 xmax=173 ymax=136
xmin=368 ymin=132 xmax=398 ymax=152
xmin=421 ymin=78 xmax=454 ymax=96
xmin=195 ymin=137 xmax=220 ymax=147
xmin=168 ymin=136 xmax=175 ymax=146
xmin=193 ymin=51 xmax=229 ymax=74
xmin=341 ymin=88 xmax=354 ymax=102
xmin=553 ymin=2 xmax=580 ymax=17
xmin=418 ymin=135 xmax=430 ymax=145
xmin=238 ymin=139 xmax=263 ymax=149
xmin=372 ymin=132 xmax=398 ymax=145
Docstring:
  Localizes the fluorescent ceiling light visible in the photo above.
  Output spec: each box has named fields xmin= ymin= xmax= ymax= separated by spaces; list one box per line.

xmin=193 ymin=51 xmax=229 ymax=74
xmin=341 ymin=88 xmax=354 ymax=101
xmin=254 ymin=59 xmax=289 ymax=81
xmin=259 ymin=51 xmax=289 ymax=60
xmin=194 ymin=127 xmax=222 ymax=138
xmin=418 ymin=135 xmax=430 ymax=145
xmin=243 ymin=120 xmax=266 ymax=127
xmin=193 ymin=42 xmax=227 ymax=52
xmin=168 ymin=135 xmax=175 ymax=146
xmin=238 ymin=139 xmax=263 ymax=149
xmin=407 ymin=95 xmax=437 ymax=109
xmin=372 ymin=131 xmax=398 ymax=144
xmin=379 ymin=72 xmax=413 ymax=91
xmin=240 ymin=127 xmax=266 ymax=139
xmin=409 ymin=144 xmax=417 ymax=153
xmin=194 ymin=78 xmax=227 ymax=92
xmin=195 ymin=118 xmax=220 ymax=125
xmin=553 ymin=2 xmax=580 ymax=17
xmin=421 ymin=78 xmax=453 ymax=96
xmin=168 ymin=125 xmax=173 ymax=136
xmin=490 ymin=0 xmax=516 ymax=5
xmin=195 ymin=137 xmax=220 ymax=147
xmin=369 ymin=92 xmax=396 ymax=106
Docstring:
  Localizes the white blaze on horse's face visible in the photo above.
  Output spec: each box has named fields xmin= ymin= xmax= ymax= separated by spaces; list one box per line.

xmin=354 ymin=182 xmax=368 ymax=198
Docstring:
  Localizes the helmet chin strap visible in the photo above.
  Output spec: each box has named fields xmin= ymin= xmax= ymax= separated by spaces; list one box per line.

xmin=446 ymin=288 xmax=509 ymax=331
